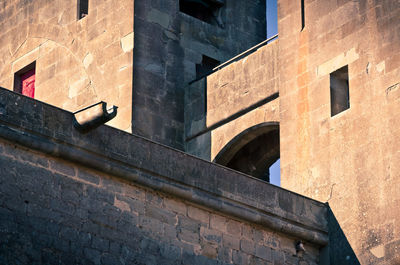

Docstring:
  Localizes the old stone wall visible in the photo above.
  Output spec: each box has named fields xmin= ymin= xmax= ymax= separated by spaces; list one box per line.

xmin=278 ymin=0 xmax=400 ymax=264
xmin=185 ymin=40 xmax=279 ymax=161
xmin=134 ymin=0 xmax=267 ymax=150
xmin=0 ymin=0 xmax=133 ymax=132
xmin=207 ymin=41 xmax=279 ymax=161
xmin=0 ymin=139 xmax=322 ymax=265
xmin=0 ymin=87 xmax=327 ymax=265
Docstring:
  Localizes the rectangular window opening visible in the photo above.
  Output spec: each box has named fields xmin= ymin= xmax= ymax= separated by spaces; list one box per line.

xmin=179 ymin=0 xmax=223 ymax=26
xmin=78 ymin=0 xmax=89 ymax=20
xmin=14 ymin=61 xmax=36 ymax=99
xmin=330 ymin=65 xmax=350 ymax=116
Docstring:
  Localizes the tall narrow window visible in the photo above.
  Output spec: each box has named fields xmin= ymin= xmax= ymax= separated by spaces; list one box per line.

xmin=330 ymin=66 xmax=350 ymax=116
xmin=266 ymin=0 xmax=278 ymax=39
xmin=14 ymin=62 xmax=36 ymax=98
xmin=78 ymin=0 xmax=89 ymax=20
xmin=301 ymin=0 xmax=305 ymax=30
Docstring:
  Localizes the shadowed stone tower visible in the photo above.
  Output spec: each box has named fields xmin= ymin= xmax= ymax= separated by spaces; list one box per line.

xmin=133 ymin=0 xmax=267 ymax=149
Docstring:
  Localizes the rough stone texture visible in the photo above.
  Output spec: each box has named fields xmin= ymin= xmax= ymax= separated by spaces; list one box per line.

xmin=134 ymin=0 xmax=267 ymax=150
xmin=206 ymin=41 xmax=279 ymax=127
xmin=2 ymin=0 xmax=398 ymax=263
xmin=184 ymin=0 xmax=400 ymax=263
xmin=185 ymin=41 xmax=279 ymax=160
xmin=184 ymin=77 xmax=211 ymax=159
xmin=0 ymin=88 xmax=326 ymax=264
xmin=0 ymin=0 xmax=134 ymax=132
xmin=277 ymin=0 xmax=400 ymax=264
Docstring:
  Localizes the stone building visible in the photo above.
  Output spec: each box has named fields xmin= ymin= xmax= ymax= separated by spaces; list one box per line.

xmin=0 ymin=0 xmax=399 ymax=264
xmin=186 ymin=0 xmax=400 ymax=263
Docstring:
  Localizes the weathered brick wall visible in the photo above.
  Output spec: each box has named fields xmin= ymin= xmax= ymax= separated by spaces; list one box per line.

xmin=0 ymin=0 xmax=133 ymax=132
xmin=0 ymin=139 xmax=321 ymax=265
xmin=134 ymin=0 xmax=267 ymax=150
xmin=278 ymin=0 xmax=400 ymax=263
xmin=0 ymin=87 xmax=328 ymax=264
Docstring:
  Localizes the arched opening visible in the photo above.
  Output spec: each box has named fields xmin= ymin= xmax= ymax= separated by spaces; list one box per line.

xmin=214 ymin=122 xmax=280 ymax=184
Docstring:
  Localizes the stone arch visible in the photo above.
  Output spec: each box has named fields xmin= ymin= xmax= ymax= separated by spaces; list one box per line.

xmin=213 ymin=122 xmax=280 ymax=182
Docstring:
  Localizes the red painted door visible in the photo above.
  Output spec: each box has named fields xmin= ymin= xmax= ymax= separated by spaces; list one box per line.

xmin=20 ymin=69 xmax=35 ymax=98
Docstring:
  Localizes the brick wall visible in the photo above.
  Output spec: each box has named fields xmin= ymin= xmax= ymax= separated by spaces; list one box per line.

xmin=0 ymin=0 xmax=133 ymax=132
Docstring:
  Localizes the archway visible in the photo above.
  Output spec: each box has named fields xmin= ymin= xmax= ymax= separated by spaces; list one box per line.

xmin=213 ymin=122 xmax=280 ymax=183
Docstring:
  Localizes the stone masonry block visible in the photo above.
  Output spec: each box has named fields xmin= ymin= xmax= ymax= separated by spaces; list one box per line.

xmin=240 ymin=239 xmax=256 ymax=255
xmin=226 ymin=219 xmax=242 ymax=237
xmin=200 ymin=227 xmax=222 ymax=245
xmin=145 ymin=191 xmax=164 ymax=207
xmin=255 ymin=244 xmax=272 ymax=261
xmin=222 ymin=234 xmax=240 ymax=250
xmin=210 ymin=214 xmax=227 ymax=233
xmin=77 ymin=169 xmax=100 ymax=185
xmin=272 ymin=249 xmax=285 ymax=265
xmin=14 ymin=150 xmax=50 ymax=168
xmin=138 ymin=216 xmax=164 ymax=238
xmin=187 ymin=206 xmax=210 ymax=224
xmin=200 ymin=242 xmax=218 ymax=259
xmin=122 ymin=184 xmax=146 ymax=201
xmin=178 ymin=228 xmax=200 ymax=244
xmin=163 ymin=197 xmax=187 ymax=215
xmin=178 ymin=215 xmax=201 ymax=233
xmin=145 ymin=205 xmax=177 ymax=225
xmin=49 ymin=160 xmax=75 ymax=176
xmin=164 ymin=223 xmax=178 ymax=239
xmin=232 ymin=249 xmax=250 ymax=265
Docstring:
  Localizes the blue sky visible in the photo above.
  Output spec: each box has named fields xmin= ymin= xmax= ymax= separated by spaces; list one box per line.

xmin=266 ymin=0 xmax=278 ymax=39
xmin=266 ymin=0 xmax=279 ymax=186
xmin=269 ymin=159 xmax=280 ymax=186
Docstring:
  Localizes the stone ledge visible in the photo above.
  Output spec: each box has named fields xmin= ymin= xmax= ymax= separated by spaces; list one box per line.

xmin=0 ymin=87 xmax=328 ymax=245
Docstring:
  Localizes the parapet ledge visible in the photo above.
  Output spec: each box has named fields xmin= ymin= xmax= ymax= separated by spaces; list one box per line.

xmin=0 ymin=87 xmax=328 ymax=245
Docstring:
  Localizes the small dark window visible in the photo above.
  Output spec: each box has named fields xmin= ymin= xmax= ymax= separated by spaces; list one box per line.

xmin=196 ymin=55 xmax=220 ymax=78
xmin=180 ymin=0 xmax=223 ymax=26
xmin=330 ymin=65 xmax=350 ymax=116
xmin=78 ymin=0 xmax=89 ymax=20
xmin=14 ymin=62 xmax=36 ymax=98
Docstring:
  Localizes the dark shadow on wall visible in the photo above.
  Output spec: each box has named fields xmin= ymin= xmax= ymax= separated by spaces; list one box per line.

xmin=213 ymin=122 xmax=279 ymax=182
xmin=324 ymin=205 xmax=360 ymax=265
